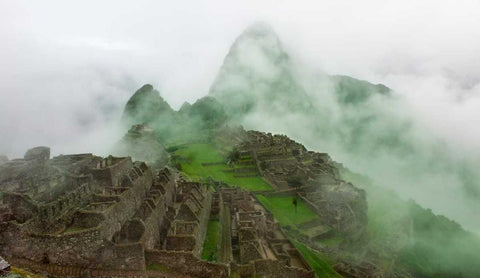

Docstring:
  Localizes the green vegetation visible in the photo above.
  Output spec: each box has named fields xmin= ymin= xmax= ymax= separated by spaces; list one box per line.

xmin=172 ymin=143 xmax=272 ymax=191
xmin=174 ymin=143 xmax=223 ymax=163
xmin=11 ymin=266 xmax=46 ymax=278
xmin=292 ymin=241 xmax=342 ymax=278
xmin=63 ymin=226 xmax=89 ymax=234
xmin=255 ymin=194 xmax=318 ymax=228
xmin=147 ymin=263 xmax=173 ymax=272
xmin=398 ymin=202 xmax=480 ymax=278
xmin=201 ymin=220 xmax=221 ymax=261
xmin=226 ymin=148 xmax=240 ymax=165
xmin=316 ymin=234 xmax=345 ymax=247
xmin=341 ymin=168 xmax=480 ymax=278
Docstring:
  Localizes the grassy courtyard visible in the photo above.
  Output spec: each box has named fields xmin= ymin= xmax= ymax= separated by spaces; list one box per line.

xmin=173 ymin=143 xmax=272 ymax=191
xmin=255 ymin=194 xmax=318 ymax=228
xmin=201 ymin=220 xmax=221 ymax=261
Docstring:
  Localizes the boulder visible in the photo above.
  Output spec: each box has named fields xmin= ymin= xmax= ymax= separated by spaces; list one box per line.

xmin=24 ymin=146 xmax=50 ymax=161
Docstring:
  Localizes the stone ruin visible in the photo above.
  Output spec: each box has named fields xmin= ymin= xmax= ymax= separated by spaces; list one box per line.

xmin=0 ymin=146 xmax=315 ymax=277
xmin=216 ymin=127 xmax=368 ymax=240
xmin=213 ymin=188 xmax=314 ymax=277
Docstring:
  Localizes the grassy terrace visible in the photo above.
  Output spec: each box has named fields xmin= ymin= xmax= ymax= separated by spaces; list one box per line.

xmin=201 ymin=220 xmax=221 ymax=261
xmin=255 ymin=195 xmax=318 ymax=228
xmin=174 ymin=144 xmax=341 ymax=277
xmin=256 ymin=195 xmax=343 ymax=276
xmin=173 ymin=143 xmax=272 ymax=191
xmin=292 ymin=241 xmax=343 ymax=278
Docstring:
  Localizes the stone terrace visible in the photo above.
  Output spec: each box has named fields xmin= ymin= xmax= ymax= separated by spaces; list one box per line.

xmin=217 ymin=128 xmax=367 ymax=238
xmin=0 ymin=146 xmax=317 ymax=277
xmin=218 ymin=188 xmax=314 ymax=278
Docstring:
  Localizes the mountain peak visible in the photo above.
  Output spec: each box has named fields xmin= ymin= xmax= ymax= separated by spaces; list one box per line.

xmin=209 ymin=23 xmax=311 ymax=117
xmin=122 ymin=84 xmax=173 ymax=126
xmin=241 ymin=21 xmax=277 ymax=38
xmin=230 ymin=22 xmax=284 ymax=60
xmin=137 ymin=84 xmax=153 ymax=92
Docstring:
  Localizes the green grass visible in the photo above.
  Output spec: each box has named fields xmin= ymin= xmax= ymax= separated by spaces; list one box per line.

xmin=173 ymin=143 xmax=272 ymax=191
xmin=255 ymin=195 xmax=318 ymax=228
xmin=11 ymin=267 xmax=47 ymax=278
xmin=292 ymin=241 xmax=342 ymax=278
xmin=201 ymin=220 xmax=221 ymax=261
xmin=147 ymin=263 xmax=173 ymax=272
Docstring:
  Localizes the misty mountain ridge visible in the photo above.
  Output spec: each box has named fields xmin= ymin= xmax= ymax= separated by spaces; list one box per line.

xmin=208 ymin=23 xmax=480 ymax=233
xmin=122 ymin=24 xmax=480 ymax=222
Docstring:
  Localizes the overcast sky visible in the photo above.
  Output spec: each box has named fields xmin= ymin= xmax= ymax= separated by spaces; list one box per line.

xmin=1 ymin=0 xmax=480 ymax=157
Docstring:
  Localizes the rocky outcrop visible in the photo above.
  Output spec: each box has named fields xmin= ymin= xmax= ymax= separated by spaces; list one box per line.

xmin=24 ymin=146 xmax=50 ymax=161
xmin=121 ymin=84 xmax=174 ymax=127
xmin=121 ymin=85 xmax=229 ymax=144
xmin=113 ymin=124 xmax=169 ymax=168
xmin=179 ymin=96 xmax=228 ymax=130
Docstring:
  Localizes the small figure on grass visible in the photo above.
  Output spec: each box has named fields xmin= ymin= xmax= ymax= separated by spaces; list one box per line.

xmin=293 ymin=197 xmax=298 ymax=213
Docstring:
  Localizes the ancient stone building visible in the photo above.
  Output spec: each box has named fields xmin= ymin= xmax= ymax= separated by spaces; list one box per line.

xmin=0 ymin=146 xmax=315 ymax=277
xmin=215 ymin=188 xmax=314 ymax=277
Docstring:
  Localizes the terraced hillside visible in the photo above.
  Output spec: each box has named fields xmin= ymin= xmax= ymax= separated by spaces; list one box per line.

xmin=168 ymin=142 xmax=343 ymax=277
xmin=170 ymin=143 xmax=272 ymax=191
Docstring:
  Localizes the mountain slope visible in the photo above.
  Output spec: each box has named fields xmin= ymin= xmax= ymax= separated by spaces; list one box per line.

xmin=122 ymin=84 xmax=174 ymax=127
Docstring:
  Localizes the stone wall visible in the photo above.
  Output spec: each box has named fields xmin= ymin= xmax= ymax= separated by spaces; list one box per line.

xmin=145 ymin=250 xmax=229 ymax=278
xmin=1 ymin=222 xmax=106 ymax=267
xmin=99 ymin=168 xmax=153 ymax=241
xmin=1 ymin=193 xmax=37 ymax=223
xmin=165 ymin=182 xmax=212 ymax=257
xmin=140 ymin=194 xmax=167 ymax=249
xmin=0 ymin=159 xmax=155 ymax=267
xmin=37 ymin=179 xmax=99 ymax=224
xmin=90 ymin=157 xmax=133 ymax=187
xmin=231 ymin=260 xmax=313 ymax=278
xmin=100 ymin=242 xmax=145 ymax=270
